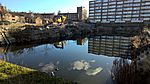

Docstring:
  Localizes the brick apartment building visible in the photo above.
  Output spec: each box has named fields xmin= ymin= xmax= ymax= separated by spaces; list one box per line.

xmin=89 ymin=0 xmax=150 ymax=24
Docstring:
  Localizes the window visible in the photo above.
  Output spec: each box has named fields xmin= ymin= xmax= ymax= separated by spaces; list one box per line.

xmin=95 ymin=16 xmax=101 ymax=18
xmin=95 ymin=19 xmax=101 ymax=22
xmin=90 ymin=8 xmax=94 ymax=10
xmin=102 ymin=16 xmax=107 ymax=18
xmin=89 ymin=10 xmax=94 ymax=13
xmin=116 ymin=12 xmax=122 ymax=14
xmin=117 ymin=1 xmax=123 ymax=4
xmin=103 ymin=0 xmax=108 ymax=2
xmin=89 ymin=14 xmax=94 ymax=16
xmin=95 ymin=10 xmax=101 ymax=12
xmin=90 ymin=1 xmax=95 ymax=4
xmin=102 ymin=10 xmax=107 ymax=12
xmin=132 ymin=15 xmax=139 ymax=17
xmin=95 ymin=13 xmax=101 ymax=16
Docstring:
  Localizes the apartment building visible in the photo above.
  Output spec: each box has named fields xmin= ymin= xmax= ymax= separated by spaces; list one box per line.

xmin=89 ymin=0 xmax=150 ymax=23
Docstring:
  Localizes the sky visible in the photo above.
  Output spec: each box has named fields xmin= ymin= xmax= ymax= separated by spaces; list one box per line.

xmin=0 ymin=0 xmax=90 ymax=14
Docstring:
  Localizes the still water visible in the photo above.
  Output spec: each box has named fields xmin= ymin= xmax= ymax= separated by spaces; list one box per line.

xmin=0 ymin=36 xmax=134 ymax=84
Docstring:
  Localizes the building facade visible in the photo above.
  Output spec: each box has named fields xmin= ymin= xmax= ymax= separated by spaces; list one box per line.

xmin=0 ymin=3 xmax=87 ymax=24
xmin=58 ymin=7 xmax=87 ymax=21
xmin=77 ymin=7 xmax=87 ymax=21
xmin=58 ymin=13 xmax=78 ymax=21
xmin=4 ymin=13 xmax=20 ymax=23
xmin=0 ymin=4 xmax=7 ymax=21
xmin=35 ymin=17 xmax=43 ymax=26
xmin=89 ymin=0 xmax=150 ymax=23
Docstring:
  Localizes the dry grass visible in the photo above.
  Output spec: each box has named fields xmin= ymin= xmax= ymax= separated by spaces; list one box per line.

xmin=0 ymin=23 xmax=35 ymax=29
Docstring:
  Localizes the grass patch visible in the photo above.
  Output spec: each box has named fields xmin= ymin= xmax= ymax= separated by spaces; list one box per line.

xmin=0 ymin=60 xmax=75 ymax=84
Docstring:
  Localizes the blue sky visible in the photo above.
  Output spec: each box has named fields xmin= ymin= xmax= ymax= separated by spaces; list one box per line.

xmin=0 ymin=0 xmax=90 ymax=14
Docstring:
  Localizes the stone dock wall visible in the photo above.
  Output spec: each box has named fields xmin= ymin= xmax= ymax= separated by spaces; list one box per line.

xmin=0 ymin=23 xmax=92 ymax=45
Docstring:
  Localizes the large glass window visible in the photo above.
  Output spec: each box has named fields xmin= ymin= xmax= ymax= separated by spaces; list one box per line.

xmin=117 ymin=1 xmax=123 ymax=4
xmin=89 ymin=14 xmax=94 ymax=16
xmin=89 ymin=10 xmax=94 ymax=13
xmin=95 ymin=13 xmax=101 ymax=16
xmin=132 ymin=15 xmax=139 ymax=17
xmin=96 ymin=0 xmax=102 ymax=3
xmin=89 ymin=8 xmax=94 ymax=10
xmin=141 ymin=6 xmax=150 ymax=9
xmin=95 ymin=10 xmax=101 ymax=12
xmin=102 ymin=10 xmax=107 ymax=12
xmin=116 ymin=12 xmax=122 ymax=14
xmin=89 ymin=1 xmax=95 ymax=4
xmin=102 ymin=16 xmax=107 ymax=18
xmin=95 ymin=16 xmax=101 ymax=18
xmin=95 ymin=19 xmax=101 ymax=22
xmin=103 ymin=0 xmax=108 ymax=2
xmin=108 ymin=9 xmax=116 ymax=12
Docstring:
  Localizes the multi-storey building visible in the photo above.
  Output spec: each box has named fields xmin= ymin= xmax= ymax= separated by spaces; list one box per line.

xmin=89 ymin=0 xmax=150 ymax=23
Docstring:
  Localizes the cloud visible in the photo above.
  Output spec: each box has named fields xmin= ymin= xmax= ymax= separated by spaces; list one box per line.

xmin=72 ymin=60 xmax=103 ymax=76
xmin=72 ymin=60 xmax=91 ymax=70
xmin=86 ymin=67 xmax=103 ymax=76
xmin=41 ymin=63 xmax=56 ymax=73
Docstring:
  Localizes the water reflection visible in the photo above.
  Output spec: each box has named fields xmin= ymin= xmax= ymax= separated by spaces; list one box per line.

xmin=72 ymin=60 xmax=103 ymax=76
xmin=111 ymin=58 xmax=136 ymax=84
xmin=88 ymin=36 xmax=132 ymax=58
xmin=0 ymin=36 xmax=149 ymax=84
xmin=76 ymin=38 xmax=88 ymax=45
xmin=72 ymin=60 xmax=90 ymax=70
xmin=111 ymin=47 xmax=150 ymax=84
xmin=88 ymin=35 xmax=150 ymax=84
xmin=53 ymin=41 xmax=66 ymax=49
xmin=86 ymin=67 xmax=103 ymax=76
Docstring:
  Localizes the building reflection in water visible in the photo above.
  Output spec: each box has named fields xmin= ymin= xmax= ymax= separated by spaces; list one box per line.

xmin=88 ymin=35 xmax=132 ymax=58
xmin=53 ymin=41 xmax=66 ymax=49
xmin=76 ymin=38 xmax=88 ymax=45
xmin=53 ymin=38 xmax=87 ymax=49
xmin=88 ymin=35 xmax=150 ymax=84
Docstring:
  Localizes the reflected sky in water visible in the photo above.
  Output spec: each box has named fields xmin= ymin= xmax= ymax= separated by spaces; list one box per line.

xmin=0 ymin=37 xmax=131 ymax=84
